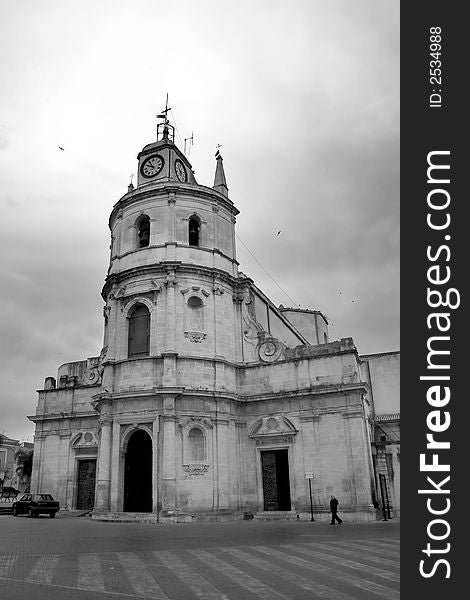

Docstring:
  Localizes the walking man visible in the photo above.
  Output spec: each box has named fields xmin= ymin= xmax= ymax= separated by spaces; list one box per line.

xmin=330 ymin=494 xmax=343 ymax=524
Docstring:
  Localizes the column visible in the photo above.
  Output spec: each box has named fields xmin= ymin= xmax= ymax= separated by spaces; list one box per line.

xmin=95 ymin=417 xmax=112 ymax=511
xmin=114 ymin=211 xmax=123 ymax=256
xmin=152 ymin=418 xmax=159 ymax=513
xmin=212 ymin=204 xmax=219 ymax=256
xmin=216 ymin=418 xmax=230 ymax=509
xmin=30 ymin=431 xmax=45 ymax=494
xmin=110 ymin=420 xmax=120 ymax=511
xmin=164 ymin=272 xmax=177 ymax=354
xmin=161 ymin=416 xmax=176 ymax=511
xmin=167 ymin=193 xmax=176 ymax=242
xmin=57 ymin=432 xmax=70 ymax=508
xmin=161 ymin=395 xmax=177 ymax=512
xmin=300 ymin=415 xmax=322 ymax=510
xmin=104 ymin=297 xmax=119 ymax=362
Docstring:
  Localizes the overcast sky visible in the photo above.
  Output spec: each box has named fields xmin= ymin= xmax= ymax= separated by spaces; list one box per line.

xmin=0 ymin=0 xmax=399 ymax=441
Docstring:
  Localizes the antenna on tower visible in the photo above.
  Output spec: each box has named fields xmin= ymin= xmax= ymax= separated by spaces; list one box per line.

xmin=184 ymin=132 xmax=194 ymax=156
xmin=156 ymin=93 xmax=171 ymax=124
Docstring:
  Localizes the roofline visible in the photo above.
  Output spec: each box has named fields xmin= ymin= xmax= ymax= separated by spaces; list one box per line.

xmin=359 ymin=350 xmax=400 ymax=360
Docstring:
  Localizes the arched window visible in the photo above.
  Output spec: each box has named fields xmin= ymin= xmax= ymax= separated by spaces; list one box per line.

xmin=187 ymin=295 xmax=204 ymax=331
xmin=128 ymin=304 xmax=150 ymax=357
xmin=188 ymin=428 xmax=205 ymax=461
xmin=136 ymin=215 xmax=150 ymax=248
xmin=188 ymin=216 xmax=200 ymax=247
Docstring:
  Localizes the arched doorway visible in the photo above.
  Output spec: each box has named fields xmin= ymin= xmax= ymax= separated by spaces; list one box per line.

xmin=123 ymin=429 xmax=152 ymax=512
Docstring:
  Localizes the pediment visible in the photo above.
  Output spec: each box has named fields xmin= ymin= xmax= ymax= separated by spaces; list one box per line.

xmin=70 ymin=431 xmax=98 ymax=448
xmin=249 ymin=416 xmax=298 ymax=439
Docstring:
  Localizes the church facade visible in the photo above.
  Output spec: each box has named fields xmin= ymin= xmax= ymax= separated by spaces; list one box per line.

xmin=29 ymin=121 xmax=397 ymax=522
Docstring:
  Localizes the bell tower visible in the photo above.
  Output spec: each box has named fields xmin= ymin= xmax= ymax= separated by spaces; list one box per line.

xmin=136 ymin=121 xmax=198 ymax=188
xmin=100 ymin=112 xmax=241 ymax=379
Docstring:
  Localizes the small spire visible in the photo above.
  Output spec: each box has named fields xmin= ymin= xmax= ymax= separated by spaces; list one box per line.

xmin=128 ymin=173 xmax=135 ymax=192
xmin=213 ymin=146 xmax=228 ymax=197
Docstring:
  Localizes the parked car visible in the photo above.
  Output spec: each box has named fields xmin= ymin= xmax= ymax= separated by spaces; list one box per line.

xmin=0 ymin=487 xmax=19 ymax=502
xmin=12 ymin=493 xmax=60 ymax=518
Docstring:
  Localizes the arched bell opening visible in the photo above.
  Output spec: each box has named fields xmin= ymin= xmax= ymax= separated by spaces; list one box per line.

xmin=135 ymin=214 xmax=150 ymax=248
xmin=123 ymin=429 xmax=152 ymax=512
xmin=188 ymin=215 xmax=201 ymax=247
xmin=127 ymin=303 xmax=150 ymax=358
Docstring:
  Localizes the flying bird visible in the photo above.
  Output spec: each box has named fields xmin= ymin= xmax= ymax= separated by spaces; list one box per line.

xmin=276 ymin=230 xmax=281 ymax=236
xmin=58 ymin=146 xmax=65 ymax=151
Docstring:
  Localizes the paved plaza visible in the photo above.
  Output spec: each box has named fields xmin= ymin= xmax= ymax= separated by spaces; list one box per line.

xmin=0 ymin=516 xmax=399 ymax=600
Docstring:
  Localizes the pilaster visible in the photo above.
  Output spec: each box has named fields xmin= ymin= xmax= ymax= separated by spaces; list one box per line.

xmin=215 ymin=418 xmax=230 ymax=509
xmin=164 ymin=271 xmax=177 ymax=354
xmin=110 ymin=420 xmax=120 ymax=511
xmin=161 ymin=395 xmax=177 ymax=511
xmin=342 ymin=410 xmax=373 ymax=510
xmin=95 ymin=416 xmax=113 ymax=511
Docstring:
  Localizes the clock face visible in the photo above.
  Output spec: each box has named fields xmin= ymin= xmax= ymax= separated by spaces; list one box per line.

xmin=140 ymin=154 xmax=164 ymax=178
xmin=175 ymin=159 xmax=187 ymax=183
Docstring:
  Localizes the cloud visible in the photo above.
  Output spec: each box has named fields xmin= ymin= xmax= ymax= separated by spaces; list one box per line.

xmin=0 ymin=0 xmax=399 ymax=440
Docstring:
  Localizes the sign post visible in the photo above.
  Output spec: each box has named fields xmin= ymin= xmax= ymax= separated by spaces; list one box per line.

xmin=305 ymin=472 xmax=315 ymax=521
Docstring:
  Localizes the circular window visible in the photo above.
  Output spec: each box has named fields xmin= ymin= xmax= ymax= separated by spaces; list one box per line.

xmin=187 ymin=296 xmax=203 ymax=309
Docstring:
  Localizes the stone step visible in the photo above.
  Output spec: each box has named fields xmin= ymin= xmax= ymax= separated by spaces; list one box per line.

xmin=254 ymin=511 xmax=298 ymax=521
xmin=92 ymin=511 xmax=245 ymax=524
xmin=92 ymin=512 xmax=160 ymax=523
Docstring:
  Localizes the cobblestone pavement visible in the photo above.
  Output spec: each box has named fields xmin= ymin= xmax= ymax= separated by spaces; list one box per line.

xmin=0 ymin=517 xmax=399 ymax=600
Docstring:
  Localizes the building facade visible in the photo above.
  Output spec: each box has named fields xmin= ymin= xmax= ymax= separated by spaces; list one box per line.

xmin=361 ymin=351 xmax=400 ymax=518
xmin=0 ymin=434 xmax=33 ymax=493
xmin=29 ymin=121 xmax=398 ymax=521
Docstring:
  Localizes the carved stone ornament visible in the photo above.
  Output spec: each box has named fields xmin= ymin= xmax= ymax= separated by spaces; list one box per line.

xmin=184 ymin=331 xmax=206 ymax=343
xmin=181 ymin=286 xmax=210 ymax=297
xmin=182 ymin=463 xmax=210 ymax=475
xmin=257 ymin=337 xmax=285 ymax=362
xmin=179 ymin=416 xmax=213 ymax=429
xmin=83 ymin=367 xmax=101 ymax=386
xmin=249 ymin=416 xmax=298 ymax=441
xmin=71 ymin=431 xmax=99 ymax=448
xmin=241 ymin=293 xmax=263 ymax=347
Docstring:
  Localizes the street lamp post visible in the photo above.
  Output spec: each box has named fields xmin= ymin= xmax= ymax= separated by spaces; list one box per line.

xmin=305 ymin=472 xmax=315 ymax=521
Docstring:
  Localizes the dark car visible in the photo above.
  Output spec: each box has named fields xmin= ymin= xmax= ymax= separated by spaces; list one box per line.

xmin=12 ymin=493 xmax=60 ymax=518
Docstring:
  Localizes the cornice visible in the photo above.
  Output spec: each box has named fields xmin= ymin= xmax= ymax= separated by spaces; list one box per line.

xmin=109 ymin=183 xmax=239 ymax=228
xmin=102 ymin=262 xmax=253 ymax=299
xmin=240 ymin=382 xmax=369 ymax=403
xmin=27 ymin=411 xmax=97 ymax=423
xmin=109 ymin=243 xmax=239 ymax=269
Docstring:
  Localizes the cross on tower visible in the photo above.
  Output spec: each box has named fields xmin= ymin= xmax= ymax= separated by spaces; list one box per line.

xmin=157 ymin=93 xmax=171 ymax=124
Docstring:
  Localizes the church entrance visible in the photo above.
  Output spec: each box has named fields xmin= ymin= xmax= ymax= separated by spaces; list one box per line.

xmin=261 ymin=449 xmax=291 ymax=511
xmin=123 ymin=429 xmax=152 ymax=512
xmin=76 ymin=459 xmax=96 ymax=510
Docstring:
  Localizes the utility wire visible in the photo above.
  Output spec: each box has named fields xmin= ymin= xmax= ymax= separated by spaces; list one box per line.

xmin=235 ymin=233 xmax=299 ymax=307
xmin=169 ymin=109 xmax=185 ymax=149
